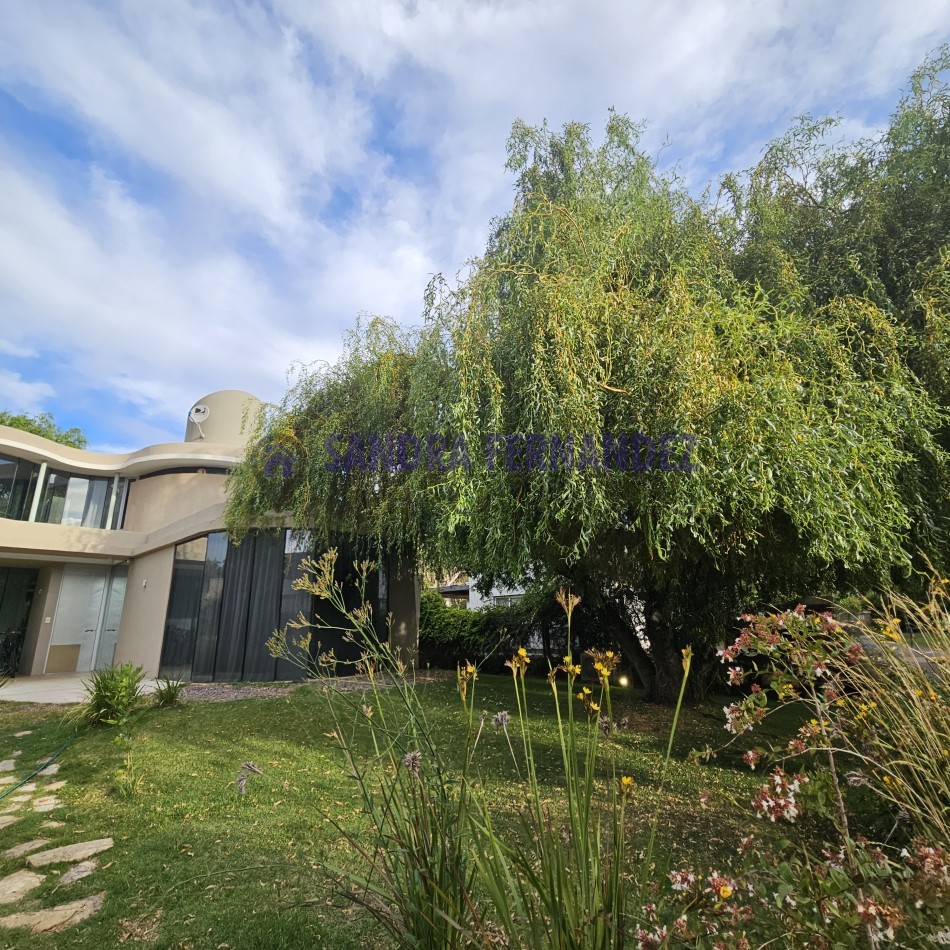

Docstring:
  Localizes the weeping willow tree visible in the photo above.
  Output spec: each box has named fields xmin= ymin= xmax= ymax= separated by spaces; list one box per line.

xmin=228 ymin=100 xmax=949 ymax=703
xmin=224 ymin=316 xmax=453 ymax=559
xmin=424 ymin=112 xmax=948 ymax=702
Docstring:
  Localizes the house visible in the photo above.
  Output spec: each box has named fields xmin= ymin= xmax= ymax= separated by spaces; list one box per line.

xmin=437 ymin=582 xmax=470 ymax=608
xmin=0 ymin=390 xmax=419 ymax=682
xmin=469 ymin=585 xmax=524 ymax=609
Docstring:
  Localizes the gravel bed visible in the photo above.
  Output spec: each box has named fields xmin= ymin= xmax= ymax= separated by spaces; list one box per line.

xmin=180 ymin=671 xmax=452 ymax=703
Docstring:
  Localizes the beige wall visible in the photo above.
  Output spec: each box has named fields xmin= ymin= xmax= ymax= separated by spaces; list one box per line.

xmin=113 ymin=546 xmax=176 ymax=675
xmin=0 ymin=519 xmax=139 ymax=561
xmin=123 ymin=473 xmax=229 ymax=534
xmin=18 ymin=565 xmax=63 ymax=676
xmin=184 ymin=390 xmax=262 ymax=443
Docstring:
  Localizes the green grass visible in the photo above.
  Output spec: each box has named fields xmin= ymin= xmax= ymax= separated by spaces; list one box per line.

xmin=0 ymin=677 xmax=818 ymax=948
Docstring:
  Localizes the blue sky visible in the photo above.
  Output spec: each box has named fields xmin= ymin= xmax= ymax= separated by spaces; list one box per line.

xmin=0 ymin=1 xmax=946 ymax=451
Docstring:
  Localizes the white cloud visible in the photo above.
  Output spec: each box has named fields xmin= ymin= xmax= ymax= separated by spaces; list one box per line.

xmin=0 ymin=370 xmax=55 ymax=413
xmin=0 ymin=0 xmax=946 ymax=444
xmin=0 ymin=341 xmax=38 ymax=359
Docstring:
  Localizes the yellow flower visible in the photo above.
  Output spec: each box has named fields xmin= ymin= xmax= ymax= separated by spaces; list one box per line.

xmin=589 ymin=702 xmax=600 ymax=713
xmin=719 ymin=885 xmax=733 ymax=899
xmin=620 ymin=775 xmax=634 ymax=793
xmin=518 ymin=647 xmax=528 ymax=658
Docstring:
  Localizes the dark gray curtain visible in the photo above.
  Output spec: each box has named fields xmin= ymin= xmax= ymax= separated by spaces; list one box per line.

xmin=190 ymin=531 xmax=228 ymax=681
xmin=214 ymin=534 xmax=257 ymax=681
xmin=158 ymin=538 xmax=208 ymax=680
xmin=242 ymin=531 xmax=284 ymax=681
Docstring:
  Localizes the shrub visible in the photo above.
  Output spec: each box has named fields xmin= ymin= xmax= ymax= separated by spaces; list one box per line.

xmin=75 ymin=662 xmax=145 ymax=726
xmin=688 ymin=587 xmax=950 ymax=944
xmin=418 ymin=588 xmax=515 ymax=670
xmin=152 ymin=679 xmax=187 ymax=708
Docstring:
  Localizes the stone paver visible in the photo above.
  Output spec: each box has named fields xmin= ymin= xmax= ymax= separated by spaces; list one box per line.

xmin=37 ymin=764 xmax=59 ymax=777
xmin=0 ymin=762 xmax=14 ymax=773
xmin=0 ymin=892 xmax=105 ymax=933
xmin=32 ymin=796 xmax=61 ymax=813
xmin=3 ymin=838 xmax=50 ymax=859
xmin=59 ymin=860 xmax=97 ymax=885
xmin=18 ymin=783 xmax=36 ymax=793
xmin=44 ymin=781 xmax=67 ymax=792
xmin=7 ymin=796 xmax=31 ymax=804
xmin=0 ymin=778 xmax=15 ymax=786
xmin=0 ymin=816 xmax=19 ymax=830
xmin=0 ymin=803 xmax=22 ymax=816
xmin=40 ymin=821 xmax=64 ymax=829
xmin=27 ymin=838 xmax=113 ymax=867
xmin=0 ymin=869 xmax=45 ymax=905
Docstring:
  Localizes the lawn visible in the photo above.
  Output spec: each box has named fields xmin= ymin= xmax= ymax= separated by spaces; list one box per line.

xmin=0 ymin=676 xmax=818 ymax=949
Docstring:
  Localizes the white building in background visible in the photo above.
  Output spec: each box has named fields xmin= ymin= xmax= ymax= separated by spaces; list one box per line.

xmin=468 ymin=585 xmax=525 ymax=610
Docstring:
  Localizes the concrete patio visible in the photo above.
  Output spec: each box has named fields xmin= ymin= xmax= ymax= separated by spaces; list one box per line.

xmin=0 ymin=673 xmax=159 ymax=705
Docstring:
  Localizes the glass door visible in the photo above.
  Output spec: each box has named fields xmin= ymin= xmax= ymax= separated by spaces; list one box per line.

xmin=94 ymin=567 xmax=127 ymax=670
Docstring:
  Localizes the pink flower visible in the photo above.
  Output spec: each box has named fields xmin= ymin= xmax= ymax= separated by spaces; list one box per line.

xmin=742 ymin=749 xmax=762 ymax=770
xmin=668 ymin=869 xmax=697 ymax=892
xmin=752 ymin=768 xmax=809 ymax=822
xmin=728 ymin=666 xmax=744 ymax=686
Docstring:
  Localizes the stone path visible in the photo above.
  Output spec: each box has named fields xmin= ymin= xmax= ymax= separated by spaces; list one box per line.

xmin=0 ymin=748 xmax=113 ymax=936
xmin=27 ymin=839 xmax=113 ymax=868
xmin=0 ymin=893 xmax=105 ymax=933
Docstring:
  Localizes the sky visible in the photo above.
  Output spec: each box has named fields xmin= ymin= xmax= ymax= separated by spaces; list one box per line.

xmin=0 ymin=1 xmax=947 ymax=451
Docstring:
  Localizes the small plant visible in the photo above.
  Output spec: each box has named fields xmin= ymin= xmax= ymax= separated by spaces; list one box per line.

xmin=74 ymin=662 xmax=145 ymax=726
xmin=113 ymin=724 xmax=142 ymax=798
xmin=152 ymin=679 xmax=187 ymax=708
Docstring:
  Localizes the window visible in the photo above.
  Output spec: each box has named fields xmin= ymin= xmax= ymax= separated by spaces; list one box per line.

xmin=0 ymin=454 xmax=39 ymax=521
xmin=37 ymin=471 xmax=115 ymax=528
xmin=493 ymin=593 xmax=524 ymax=608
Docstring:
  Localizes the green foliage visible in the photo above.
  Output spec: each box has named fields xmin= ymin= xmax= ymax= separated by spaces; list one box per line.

xmin=269 ymin=555 xmax=692 ymax=947
xmin=226 ymin=55 xmax=950 ymax=703
xmin=112 ymin=722 xmax=143 ymax=798
xmin=74 ymin=662 xmax=145 ymax=726
xmin=430 ymin=108 xmax=948 ymax=699
xmin=151 ymin=678 xmax=187 ymax=708
xmin=0 ymin=409 xmax=88 ymax=448
xmin=419 ymin=589 xmax=515 ymax=669
xmin=267 ymin=551 xmax=478 ymax=948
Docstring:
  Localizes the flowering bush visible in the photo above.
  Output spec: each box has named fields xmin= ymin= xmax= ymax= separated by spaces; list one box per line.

xmin=679 ymin=580 xmax=950 ymax=945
